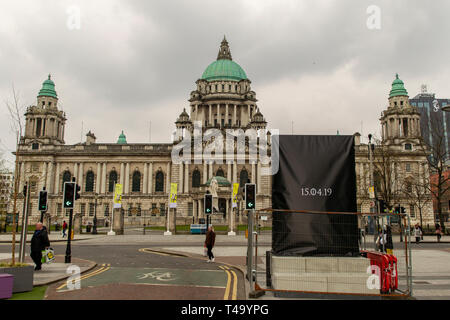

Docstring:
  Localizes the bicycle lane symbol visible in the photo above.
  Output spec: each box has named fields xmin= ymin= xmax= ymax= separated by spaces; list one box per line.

xmin=137 ymin=270 xmax=176 ymax=282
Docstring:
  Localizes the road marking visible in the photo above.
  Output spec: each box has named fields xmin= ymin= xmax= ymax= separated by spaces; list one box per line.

xmin=138 ymin=248 xmax=184 ymax=257
xmin=220 ymin=266 xmax=232 ymax=300
xmin=56 ymin=263 xmax=111 ymax=290
xmin=222 ymin=266 xmax=238 ymax=300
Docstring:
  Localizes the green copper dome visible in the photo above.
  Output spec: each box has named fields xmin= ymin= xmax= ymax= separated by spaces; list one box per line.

xmin=202 ymin=59 xmax=247 ymax=81
xmin=117 ymin=130 xmax=127 ymax=144
xmin=38 ymin=74 xmax=58 ymax=98
xmin=201 ymin=37 xmax=247 ymax=82
xmin=389 ymin=74 xmax=408 ymax=98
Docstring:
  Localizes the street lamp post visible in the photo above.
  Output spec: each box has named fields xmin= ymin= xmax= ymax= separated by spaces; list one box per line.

xmin=93 ymin=193 xmax=98 ymax=234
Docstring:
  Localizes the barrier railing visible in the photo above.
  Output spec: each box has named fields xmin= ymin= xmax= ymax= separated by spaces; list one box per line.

xmin=247 ymin=208 xmax=412 ymax=298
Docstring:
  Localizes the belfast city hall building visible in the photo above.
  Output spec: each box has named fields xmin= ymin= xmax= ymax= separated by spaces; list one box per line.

xmin=12 ymin=37 xmax=434 ymax=230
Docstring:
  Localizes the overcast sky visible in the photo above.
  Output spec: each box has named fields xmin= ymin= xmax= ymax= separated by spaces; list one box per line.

xmin=1 ymin=0 xmax=449 ymax=169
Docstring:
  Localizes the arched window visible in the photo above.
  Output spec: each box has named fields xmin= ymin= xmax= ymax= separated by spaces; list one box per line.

xmin=216 ymin=169 xmax=224 ymax=177
xmin=85 ymin=171 xmax=95 ymax=192
xmin=109 ymin=171 xmax=118 ymax=192
xmin=62 ymin=171 xmax=71 ymax=191
xmin=240 ymin=169 xmax=249 ymax=186
xmin=155 ymin=171 xmax=164 ymax=192
xmin=192 ymin=170 xmax=201 ymax=188
xmin=132 ymin=171 xmax=141 ymax=192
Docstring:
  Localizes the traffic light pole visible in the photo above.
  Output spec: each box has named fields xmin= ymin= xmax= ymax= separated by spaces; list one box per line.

xmin=65 ymin=208 xmax=73 ymax=263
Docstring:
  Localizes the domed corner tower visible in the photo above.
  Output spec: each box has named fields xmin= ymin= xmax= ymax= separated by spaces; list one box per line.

xmin=188 ymin=36 xmax=260 ymax=132
xmin=174 ymin=108 xmax=193 ymax=142
xmin=22 ymin=74 xmax=67 ymax=150
xmin=380 ymin=74 xmax=422 ymax=149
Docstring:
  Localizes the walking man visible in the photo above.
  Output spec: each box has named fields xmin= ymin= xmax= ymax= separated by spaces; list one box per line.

xmin=30 ymin=222 xmax=50 ymax=271
xmin=436 ymin=224 xmax=443 ymax=243
xmin=205 ymin=226 xmax=216 ymax=263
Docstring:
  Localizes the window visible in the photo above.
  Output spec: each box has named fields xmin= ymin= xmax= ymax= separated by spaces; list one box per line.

xmin=62 ymin=171 xmax=71 ymax=191
xmin=151 ymin=203 xmax=157 ymax=216
xmin=109 ymin=171 xmax=118 ymax=192
xmin=89 ymin=203 xmax=95 ymax=216
xmin=80 ymin=203 xmax=86 ymax=216
xmin=405 ymin=143 xmax=412 ymax=151
xmin=30 ymin=180 xmax=37 ymax=193
xmin=57 ymin=203 xmax=62 ymax=216
xmin=132 ymin=171 xmax=141 ymax=192
xmin=188 ymin=202 xmax=193 ymax=216
xmin=155 ymin=171 xmax=164 ymax=192
xmin=85 ymin=171 xmax=95 ymax=192
xmin=216 ymin=169 xmax=224 ymax=177
xmin=222 ymin=84 xmax=224 ymax=91
xmin=410 ymin=205 xmax=415 ymax=218
xmin=104 ymin=204 xmax=109 ymax=217
xmin=32 ymin=143 xmax=39 ymax=150
xmin=137 ymin=204 xmax=141 ymax=216
xmin=192 ymin=170 xmax=201 ymax=188
xmin=160 ymin=203 xmax=166 ymax=216
xmin=240 ymin=169 xmax=249 ymax=186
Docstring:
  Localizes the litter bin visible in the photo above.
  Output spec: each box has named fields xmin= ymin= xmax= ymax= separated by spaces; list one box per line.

xmin=86 ymin=225 xmax=92 ymax=233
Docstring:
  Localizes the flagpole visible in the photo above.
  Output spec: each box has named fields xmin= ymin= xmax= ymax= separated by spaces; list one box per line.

xmin=108 ymin=182 xmax=116 ymax=236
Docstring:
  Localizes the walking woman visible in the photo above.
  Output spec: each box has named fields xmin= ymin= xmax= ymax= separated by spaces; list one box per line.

xmin=205 ymin=226 xmax=216 ymax=262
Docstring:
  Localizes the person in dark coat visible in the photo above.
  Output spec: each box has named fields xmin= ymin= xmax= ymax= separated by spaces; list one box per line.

xmin=30 ymin=222 xmax=50 ymax=271
xmin=204 ymin=226 xmax=216 ymax=262
xmin=385 ymin=225 xmax=394 ymax=255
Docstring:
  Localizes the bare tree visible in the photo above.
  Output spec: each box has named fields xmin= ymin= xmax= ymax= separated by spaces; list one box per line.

xmin=4 ymin=85 xmax=25 ymax=265
xmin=402 ymin=169 xmax=432 ymax=229
xmin=418 ymin=114 xmax=450 ymax=231
xmin=371 ymin=138 xmax=403 ymax=210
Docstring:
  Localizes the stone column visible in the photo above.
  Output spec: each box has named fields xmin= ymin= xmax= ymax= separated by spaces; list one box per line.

xmin=166 ymin=162 xmax=171 ymax=194
xmin=101 ymin=162 xmax=107 ymax=194
xmin=209 ymin=104 xmax=212 ymax=125
xmin=233 ymin=105 xmax=237 ymax=126
xmin=73 ymin=213 xmax=82 ymax=234
xmin=120 ymin=163 xmax=124 ymax=186
xmin=225 ymin=104 xmax=229 ymax=126
xmin=248 ymin=105 xmax=251 ymax=124
xmin=233 ymin=161 xmax=237 ymax=184
xmin=73 ymin=163 xmax=78 ymax=184
xmin=198 ymin=199 xmax=204 ymax=219
xmin=143 ymin=163 xmax=148 ymax=194
xmin=257 ymin=162 xmax=261 ymax=194
xmin=96 ymin=163 xmax=101 ymax=193
xmin=179 ymin=163 xmax=184 ymax=194
xmin=42 ymin=162 xmax=48 ymax=191
xmin=193 ymin=200 xmax=198 ymax=222
xmin=78 ymin=162 xmax=84 ymax=191
xmin=47 ymin=162 xmax=53 ymax=194
xmin=217 ymin=104 xmax=221 ymax=127
xmin=209 ymin=161 xmax=213 ymax=179
xmin=183 ymin=162 xmax=188 ymax=194
xmin=148 ymin=162 xmax=153 ymax=194
xmin=54 ymin=162 xmax=60 ymax=194
xmin=203 ymin=161 xmax=208 ymax=183
xmin=125 ymin=163 xmax=131 ymax=194
xmin=227 ymin=162 xmax=232 ymax=182
xmin=251 ymin=162 xmax=256 ymax=184
xmin=113 ymin=208 xmax=124 ymax=235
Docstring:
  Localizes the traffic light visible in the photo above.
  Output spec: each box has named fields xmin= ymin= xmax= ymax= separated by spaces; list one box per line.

xmin=379 ymin=199 xmax=387 ymax=213
xmin=245 ymin=183 xmax=256 ymax=210
xmin=75 ymin=184 xmax=81 ymax=200
xmin=38 ymin=190 xmax=48 ymax=211
xmin=204 ymin=194 xmax=212 ymax=215
xmin=63 ymin=182 xmax=75 ymax=209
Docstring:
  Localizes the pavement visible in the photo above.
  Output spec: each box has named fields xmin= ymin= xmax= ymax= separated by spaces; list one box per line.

xmin=0 ymin=253 xmax=97 ymax=287
xmin=1 ymin=232 xmax=450 ymax=300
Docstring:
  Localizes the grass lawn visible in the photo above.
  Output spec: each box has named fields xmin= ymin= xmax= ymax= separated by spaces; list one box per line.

xmin=8 ymin=285 xmax=47 ymax=300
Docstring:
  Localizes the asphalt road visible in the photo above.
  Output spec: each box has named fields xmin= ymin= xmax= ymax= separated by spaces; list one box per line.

xmin=0 ymin=243 xmax=245 ymax=300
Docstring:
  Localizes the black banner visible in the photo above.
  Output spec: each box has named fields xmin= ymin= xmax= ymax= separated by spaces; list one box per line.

xmin=272 ymin=135 xmax=359 ymax=256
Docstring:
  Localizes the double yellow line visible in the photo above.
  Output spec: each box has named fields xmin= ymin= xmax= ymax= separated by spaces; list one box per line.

xmin=219 ymin=265 xmax=237 ymax=300
xmin=56 ymin=263 xmax=111 ymax=290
